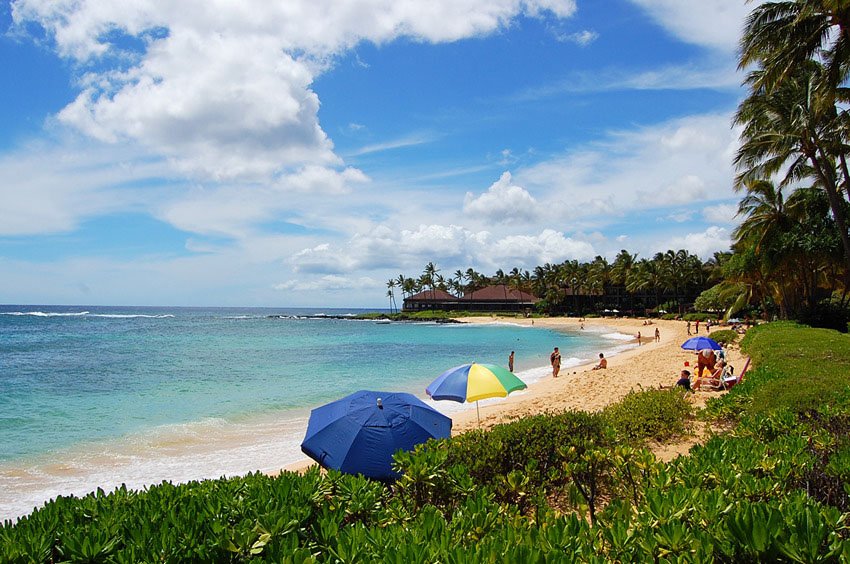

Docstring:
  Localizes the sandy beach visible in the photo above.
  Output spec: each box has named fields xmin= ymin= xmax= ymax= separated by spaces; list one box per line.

xmin=284 ymin=316 xmax=748 ymax=471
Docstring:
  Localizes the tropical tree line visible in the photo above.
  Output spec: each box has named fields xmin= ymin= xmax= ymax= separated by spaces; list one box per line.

xmin=386 ymin=251 xmax=725 ymax=316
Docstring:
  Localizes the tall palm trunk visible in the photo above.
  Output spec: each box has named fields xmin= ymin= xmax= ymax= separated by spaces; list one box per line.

xmin=810 ymin=146 xmax=850 ymax=276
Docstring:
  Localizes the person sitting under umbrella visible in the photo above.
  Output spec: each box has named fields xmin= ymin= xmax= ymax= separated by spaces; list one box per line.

xmin=696 ymin=348 xmax=716 ymax=379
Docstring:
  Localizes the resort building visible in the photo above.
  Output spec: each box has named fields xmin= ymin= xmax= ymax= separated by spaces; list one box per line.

xmin=402 ymin=285 xmax=539 ymax=313
xmin=401 ymin=289 xmax=459 ymax=311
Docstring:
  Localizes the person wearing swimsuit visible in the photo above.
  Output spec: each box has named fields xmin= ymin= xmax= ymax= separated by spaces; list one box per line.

xmin=550 ymin=347 xmax=561 ymax=378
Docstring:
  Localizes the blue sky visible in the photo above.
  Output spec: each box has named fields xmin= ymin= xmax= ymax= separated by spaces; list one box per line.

xmin=0 ymin=0 xmax=752 ymax=307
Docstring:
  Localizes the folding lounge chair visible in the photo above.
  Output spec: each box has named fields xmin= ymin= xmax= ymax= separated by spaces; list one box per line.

xmin=722 ymin=357 xmax=750 ymax=389
xmin=698 ymin=366 xmax=730 ymax=391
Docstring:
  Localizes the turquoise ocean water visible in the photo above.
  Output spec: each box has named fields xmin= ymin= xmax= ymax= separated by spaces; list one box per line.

xmin=0 ymin=305 xmax=635 ymax=519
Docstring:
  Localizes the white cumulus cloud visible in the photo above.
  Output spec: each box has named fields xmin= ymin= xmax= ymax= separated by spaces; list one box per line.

xmin=664 ymin=226 xmax=731 ymax=258
xmin=290 ymin=223 xmax=594 ymax=274
xmin=463 ymin=171 xmax=539 ymax=223
xmin=274 ymin=275 xmax=379 ymax=292
xmin=627 ymin=0 xmax=753 ymax=53
xmin=12 ymin=0 xmax=578 ymax=181
xmin=517 ymin=112 xmax=740 ymax=222
xmin=702 ymin=203 xmax=739 ymax=224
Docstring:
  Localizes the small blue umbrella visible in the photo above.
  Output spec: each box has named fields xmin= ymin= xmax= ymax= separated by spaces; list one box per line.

xmin=300 ymin=390 xmax=451 ymax=480
xmin=681 ymin=336 xmax=722 ymax=351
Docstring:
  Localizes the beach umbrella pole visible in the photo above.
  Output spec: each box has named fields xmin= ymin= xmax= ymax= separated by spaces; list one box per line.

xmin=476 ymin=400 xmax=480 ymax=425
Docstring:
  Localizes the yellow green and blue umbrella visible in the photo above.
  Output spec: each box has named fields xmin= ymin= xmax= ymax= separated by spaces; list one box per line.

xmin=426 ymin=363 xmax=527 ymax=422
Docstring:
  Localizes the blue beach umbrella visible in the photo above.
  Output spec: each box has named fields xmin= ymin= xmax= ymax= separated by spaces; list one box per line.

xmin=681 ymin=336 xmax=722 ymax=351
xmin=300 ymin=390 xmax=451 ymax=480
xmin=426 ymin=363 xmax=527 ymax=423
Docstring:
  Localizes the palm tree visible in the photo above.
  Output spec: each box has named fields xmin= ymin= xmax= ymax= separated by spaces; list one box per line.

xmin=453 ymin=270 xmax=465 ymax=297
xmin=730 ymin=178 xmax=806 ymax=318
xmin=521 ymin=269 xmax=532 ymax=294
xmin=494 ymin=268 xmax=509 ymax=302
xmin=464 ymin=268 xmax=482 ymax=294
xmin=610 ymin=250 xmax=637 ymax=313
xmin=740 ymin=1 xmax=850 ymax=99
xmin=737 ymin=15 xmax=850 ymax=275
xmin=611 ymin=250 xmax=636 ymax=286
xmin=386 ymin=279 xmax=398 ymax=313
xmin=422 ymin=262 xmax=440 ymax=300
xmin=402 ymin=277 xmax=416 ymax=302
xmin=733 ymin=179 xmax=791 ymax=252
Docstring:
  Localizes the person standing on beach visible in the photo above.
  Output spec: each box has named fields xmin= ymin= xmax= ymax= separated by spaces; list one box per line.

xmin=550 ymin=347 xmax=561 ymax=378
xmin=687 ymin=321 xmax=691 ymax=335
xmin=695 ymin=320 xmax=700 ymax=333
xmin=636 ymin=331 xmax=641 ymax=345
xmin=508 ymin=351 xmax=515 ymax=372
xmin=654 ymin=327 xmax=660 ymax=342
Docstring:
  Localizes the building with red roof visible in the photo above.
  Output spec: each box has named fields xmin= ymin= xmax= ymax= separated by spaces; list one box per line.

xmin=402 ymin=285 xmax=538 ymax=313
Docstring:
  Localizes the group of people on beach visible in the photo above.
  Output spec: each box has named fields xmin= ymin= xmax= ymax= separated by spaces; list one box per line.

xmin=674 ymin=347 xmax=732 ymax=392
xmin=540 ymin=320 xmax=662 ymax=378
xmin=686 ymin=319 xmax=718 ymax=335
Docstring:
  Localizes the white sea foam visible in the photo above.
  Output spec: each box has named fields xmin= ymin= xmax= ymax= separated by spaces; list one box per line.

xmin=601 ymin=332 xmax=636 ymax=341
xmin=474 ymin=321 xmax=533 ymax=328
xmin=89 ymin=314 xmax=174 ymax=319
xmin=1 ymin=311 xmax=89 ymax=317
xmin=0 ymin=311 xmax=175 ymax=319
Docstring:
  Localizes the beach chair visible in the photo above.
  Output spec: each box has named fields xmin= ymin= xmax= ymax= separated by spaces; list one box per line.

xmin=696 ymin=365 xmax=729 ymax=391
xmin=697 ymin=357 xmax=751 ymax=391
xmin=721 ymin=357 xmax=750 ymax=390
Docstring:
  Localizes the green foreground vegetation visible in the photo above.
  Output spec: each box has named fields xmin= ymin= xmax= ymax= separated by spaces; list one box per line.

xmin=3 ymin=321 xmax=850 ymax=562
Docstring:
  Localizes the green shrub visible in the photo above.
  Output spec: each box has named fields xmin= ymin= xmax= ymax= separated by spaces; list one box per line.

xmin=603 ymin=389 xmax=692 ymax=443
xmin=708 ymin=329 xmax=738 ymax=346
xmin=683 ymin=312 xmax=715 ymax=321
xmin=440 ymin=410 xmax=613 ymax=490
